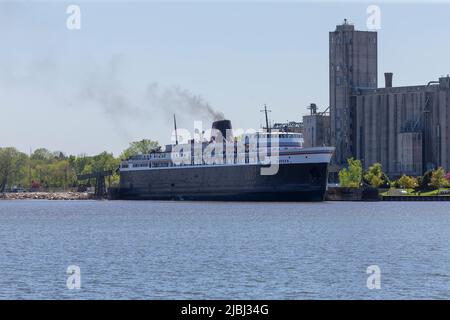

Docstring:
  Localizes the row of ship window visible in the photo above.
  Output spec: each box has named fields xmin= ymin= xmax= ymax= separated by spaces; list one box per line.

xmin=123 ymin=159 xmax=266 ymax=168
xmin=122 ymin=158 xmax=293 ymax=168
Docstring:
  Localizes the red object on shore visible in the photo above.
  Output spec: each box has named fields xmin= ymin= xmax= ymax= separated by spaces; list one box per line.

xmin=31 ymin=181 xmax=41 ymax=189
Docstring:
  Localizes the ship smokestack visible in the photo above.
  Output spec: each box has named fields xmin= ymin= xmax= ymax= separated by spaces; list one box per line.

xmin=384 ymin=72 xmax=393 ymax=88
xmin=211 ymin=119 xmax=233 ymax=142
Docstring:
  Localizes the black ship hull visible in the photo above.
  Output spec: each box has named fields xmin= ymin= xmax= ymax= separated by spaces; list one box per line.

xmin=118 ymin=162 xmax=329 ymax=202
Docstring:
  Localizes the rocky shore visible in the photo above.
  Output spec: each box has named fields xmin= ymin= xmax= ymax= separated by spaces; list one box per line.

xmin=0 ymin=192 xmax=92 ymax=200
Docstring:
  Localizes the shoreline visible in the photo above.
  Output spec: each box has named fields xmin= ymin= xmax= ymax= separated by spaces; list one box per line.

xmin=0 ymin=192 xmax=92 ymax=201
xmin=2 ymin=192 xmax=450 ymax=202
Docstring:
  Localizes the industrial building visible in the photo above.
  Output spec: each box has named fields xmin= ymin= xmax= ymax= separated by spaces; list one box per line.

xmin=352 ymin=75 xmax=450 ymax=177
xmin=304 ymin=19 xmax=450 ymax=177
xmin=302 ymin=103 xmax=330 ymax=148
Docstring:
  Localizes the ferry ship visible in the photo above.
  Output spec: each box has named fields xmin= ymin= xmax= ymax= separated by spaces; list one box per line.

xmin=117 ymin=119 xmax=334 ymax=201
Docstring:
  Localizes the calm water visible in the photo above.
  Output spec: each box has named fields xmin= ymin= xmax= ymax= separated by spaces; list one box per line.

xmin=0 ymin=200 xmax=450 ymax=299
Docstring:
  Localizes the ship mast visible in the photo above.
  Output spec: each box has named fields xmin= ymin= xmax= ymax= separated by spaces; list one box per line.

xmin=260 ymin=104 xmax=272 ymax=133
xmin=173 ymin=114 xmax=179 ymax=145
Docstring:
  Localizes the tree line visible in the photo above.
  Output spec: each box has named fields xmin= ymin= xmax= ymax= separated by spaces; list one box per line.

xmin=339 ymin=158 xmax=450 ymax=191
xmin=0 ymin=139 xmax=160 ymax=192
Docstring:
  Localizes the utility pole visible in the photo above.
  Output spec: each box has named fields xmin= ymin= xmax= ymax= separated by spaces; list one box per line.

xmin=260 ymin=104 xmax=272 ymax=133
xmin=29 ymin=147 xmax=32 ymax=191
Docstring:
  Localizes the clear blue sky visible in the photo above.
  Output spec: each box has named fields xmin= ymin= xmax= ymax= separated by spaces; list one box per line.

xmin=1 ymin=1 xmax=450 ymax=156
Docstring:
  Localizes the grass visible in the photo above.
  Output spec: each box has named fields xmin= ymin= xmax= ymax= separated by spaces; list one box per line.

xmin=418 ymin=190 xmax=441 ymax=196
xmin=381 ymin=188 xmax=450 ymax=197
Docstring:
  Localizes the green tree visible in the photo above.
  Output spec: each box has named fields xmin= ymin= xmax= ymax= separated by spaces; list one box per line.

xmin=90 ymin=152 xmax=120 ymax=173
xmin=47 ymin=160 xmax=75 ymax=189
xmin=397 ymin=175 xmax=418 ymax=189
xmin=417 ymin=170 xmax=433 ymax=191
xmin=121 ymin=139 xmax=160 ymax=159
xmin=0 ymin=147 xmax=28 ymax=192
xmin=363 ymin=162 xmax=387 ymax=188
xmin=430 ymin=167 xmax=448 ymax=190
xmin=1 ymin=147 xmax=126 ymax=191
xmin=69 ymin=154 xmax=90 ymax=176
xmin=52 ymin=151 xmax=67 ymax=160
xmin=78 ymin=152 xmax=121 ymax=188
xmin=31 ymin=148 xmax=54 ymax=161
xmin=339 ymin=157 xmax=362 ymax=188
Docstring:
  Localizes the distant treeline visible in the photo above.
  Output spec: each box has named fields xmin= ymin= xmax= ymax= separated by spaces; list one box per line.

xmin=0 ymin=139 xmax=160 ymax=192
